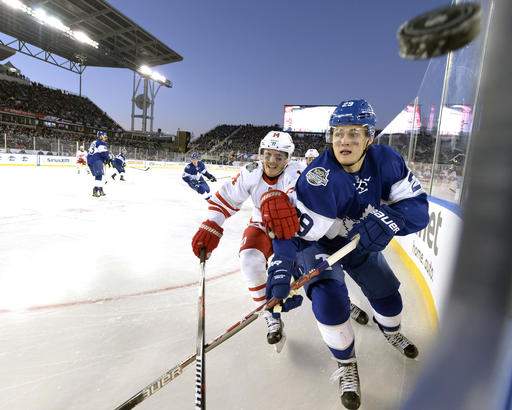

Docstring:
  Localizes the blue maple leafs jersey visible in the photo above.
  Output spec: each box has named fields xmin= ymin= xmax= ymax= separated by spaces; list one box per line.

xmin=87 ymin=139 xmax=109 ymax=164
xmin=295 ymin=145 xmax=429 ymax=253
xmin=113 ymin=153 xmax=126 ymax=167
xmin=182 ymin=160 xmax=214 ymax=183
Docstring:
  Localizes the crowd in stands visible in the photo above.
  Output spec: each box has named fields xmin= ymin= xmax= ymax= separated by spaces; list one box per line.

xmin=376 ymin=128 xmax=466 ymax=166
xmin=188 ymin=124 xmax=326 ymax=162
xmin=187 ymin=124 xmax=239 ymax=152
xmin=0 ymin=71 xmax=181 ymax=159
xmin=0 ymin=123 xmax=74 ymax=154
xmin=0 ymin=122 xmax=174 ymax=158
xmin=0 ymin=66 xmax=465 ymax=177
xmin=0 ymin=79 xmax=121 ymax=131
xmin=0 ymin=64 xmax=29 ymax=83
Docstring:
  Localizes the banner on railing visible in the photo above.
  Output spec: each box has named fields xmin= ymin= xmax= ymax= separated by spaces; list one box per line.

xmin=39 ymin=155 xmax=75 ymax=167
xmin=0 ymin=152 xmax=37 ymax=165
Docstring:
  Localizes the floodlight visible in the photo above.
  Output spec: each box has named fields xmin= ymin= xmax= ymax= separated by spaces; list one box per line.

xmin=46 ymin=16 xmax=67 ymax=31
xmin=32 ymin=8 xmax=46 ymax=21
xmin=2 ymin=0 xmax=27 ymax=12
xmin=139 ymin=65 xmax=152 ymax=76
xmin=73 ymin=31 xmax=96 ymax=46
xmin=2 ymin=0 xmax=98 ymax=48
xmin=137 ymin=65 xmax=169 ymax=86
xmin=151 ymin=72 xmax=165 ymax=83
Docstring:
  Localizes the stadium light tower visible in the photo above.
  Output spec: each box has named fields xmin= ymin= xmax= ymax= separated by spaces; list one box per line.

xmin=131 ymin=65 xmax=172 ymax=133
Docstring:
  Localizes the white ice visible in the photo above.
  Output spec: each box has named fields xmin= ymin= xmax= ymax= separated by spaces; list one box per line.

xmin=0 ymin=166 xmax=435 ymax=410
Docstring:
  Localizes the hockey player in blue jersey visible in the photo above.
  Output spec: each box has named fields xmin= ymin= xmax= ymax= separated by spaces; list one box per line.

xmin=182 ymin=152 xmax=217 ymax=200
xmin=259 ymin=99 xmax=429 ymax=409
xmin=111 ymin=152 xmax=127 ymax=181
xmin=87 ymin=131 xmax=110 ymax=197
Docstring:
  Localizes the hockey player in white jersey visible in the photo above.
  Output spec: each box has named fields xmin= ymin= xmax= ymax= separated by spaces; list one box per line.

xmin=191 ymin=131 xmax=304 ymax=350
xmin=304 ymin=148 xmax=319 ymax=165
xmin=76 ymin=145 xmax=87 ymax=174
xmin=260 ymin=100 xmax=429 ymax=409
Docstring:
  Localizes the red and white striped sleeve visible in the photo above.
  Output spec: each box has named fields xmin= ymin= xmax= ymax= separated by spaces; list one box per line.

xmin=206 ymin=167 xmax=251 ymax=226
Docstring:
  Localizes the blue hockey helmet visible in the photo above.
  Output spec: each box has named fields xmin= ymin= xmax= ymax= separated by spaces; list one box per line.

xmin=97 ymin=130 xmax=108 ymax=140
xmin=190 ymin=152 xmax=201 ymax=160
xmin=328 ymin=99 xmax=377 ymax=140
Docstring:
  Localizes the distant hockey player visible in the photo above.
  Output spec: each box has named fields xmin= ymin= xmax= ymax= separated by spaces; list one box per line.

xmin=111 ymin=152 xmax=127 ymax=181
xmin=304 ymin=148 xmax=319 ymax=165
xmin=87 ymin=131 xmax=110 ymax=197
xmin=182 ymin=152 xmax=217 ymax=200
xmin=191 ymin=132 xmax=304 ymax=351
xmin=260 ymin=99 xmax=429 ymax=409
xmin=76 ymin=145 xmax=87 ymax=174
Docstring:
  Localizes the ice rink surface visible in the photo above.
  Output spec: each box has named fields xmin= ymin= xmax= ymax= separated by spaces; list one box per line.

xmin=0 ymin=166 xmax=435 ymax=410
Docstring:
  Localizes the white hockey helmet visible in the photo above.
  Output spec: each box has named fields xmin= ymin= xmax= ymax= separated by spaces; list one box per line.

xmin=259 ymin=131 xmax=295 ymax=158
xmin=304 ymin=148 xmax=319 ymax=159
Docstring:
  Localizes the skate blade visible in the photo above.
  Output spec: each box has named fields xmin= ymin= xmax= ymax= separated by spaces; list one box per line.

xmin=273 ymin=334 xmax=287 ymax=353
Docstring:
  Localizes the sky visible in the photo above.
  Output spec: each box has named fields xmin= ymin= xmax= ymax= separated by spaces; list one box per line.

xmin=2 ymin=0 xmax=450 ymax=138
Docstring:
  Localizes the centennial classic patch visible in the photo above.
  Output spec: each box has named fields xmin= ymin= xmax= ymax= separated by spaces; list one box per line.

xmin=306 ymin=167 xmax=330 ymax=186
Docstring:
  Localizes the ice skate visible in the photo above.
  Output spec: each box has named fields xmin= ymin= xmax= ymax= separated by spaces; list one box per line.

xmin=92 ymin=187 xmax=101 ymax=197
xmin=350 ymin=303 xmax=369 ymax=325
xmin=263 ymin=310 xmax=286 ymax=352
xmin=383 ymin=330 xmax=419 ymax=358
xmin=373 ymin=318 xmax=419 ymax=358
xmin=120 ymin=175 xmax=125 ymax=181
xmin=111 ymin=173 xmax=117 ymax=180
xmin=99 ymin=187 xmax=106 ymax=196
xmin=330 ymin=358 xmax=361 ymax=410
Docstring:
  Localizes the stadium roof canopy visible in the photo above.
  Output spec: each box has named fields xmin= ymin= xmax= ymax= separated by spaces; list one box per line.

xmin=0 ymin=0 xmax=183 ymax=71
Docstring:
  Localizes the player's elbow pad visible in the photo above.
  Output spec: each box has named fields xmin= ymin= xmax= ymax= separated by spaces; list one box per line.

xmin=389 ymin=198 xmax=429 ymax=235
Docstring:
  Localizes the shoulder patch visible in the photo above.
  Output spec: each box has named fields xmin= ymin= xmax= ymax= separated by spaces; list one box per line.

xmin=245 ymin=162 xmax=259 ymax=172
xmin=306 ymin=167 xmax=330 ymax=187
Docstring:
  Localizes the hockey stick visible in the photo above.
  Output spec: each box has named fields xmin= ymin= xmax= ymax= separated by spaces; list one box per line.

xmin=129 ymin=166 xmax=151 ymax=172
xmin=195 ymin=249 xmax=207 ymax=409
xmin=113 ymin=235 xmax=359 ymax=410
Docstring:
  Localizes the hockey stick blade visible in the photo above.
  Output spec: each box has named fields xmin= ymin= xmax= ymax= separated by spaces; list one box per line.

xmin=128 ymin=166 xmax=151 ymax=172
xmin=113 ymin=235 xmax=359 ymax=410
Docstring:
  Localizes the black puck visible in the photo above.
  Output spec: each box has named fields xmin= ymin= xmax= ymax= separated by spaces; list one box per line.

xmin=398 ymin=3 xmax=481 ymax=59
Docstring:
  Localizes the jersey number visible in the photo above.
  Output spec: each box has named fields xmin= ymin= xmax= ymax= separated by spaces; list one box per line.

xmin=408 ymin=172 xmax=421 ymax=192
xmin=296 ymin=208 xmax=314 ymax=237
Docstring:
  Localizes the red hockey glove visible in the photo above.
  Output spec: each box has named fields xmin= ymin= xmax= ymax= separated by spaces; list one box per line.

xmin=191 ymin=220 xmax=223 ymax=258
xmin=260 ymin=190 xmax=299 ymax=240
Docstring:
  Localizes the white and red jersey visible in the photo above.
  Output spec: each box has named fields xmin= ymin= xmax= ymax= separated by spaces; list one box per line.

xmin=207 ymin=160 xmax=304 ymax=226
xmin=76 ymin=150 xmax=87 ymax=164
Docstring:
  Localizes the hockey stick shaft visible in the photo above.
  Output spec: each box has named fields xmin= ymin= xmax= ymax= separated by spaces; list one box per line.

xmin=195 ymin=249 xmax=207 ymax=409
xmin=113 ymin=235 xmax=359 ymax=410
xmin=128 ymin=166 xmax=151 ymax=172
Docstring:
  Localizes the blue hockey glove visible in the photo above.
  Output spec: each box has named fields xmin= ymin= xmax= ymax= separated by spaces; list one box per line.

xmin=351 ymin=205 xmax=405 ymax=253
xmin=266 ymin=255 xmax=303 ymax=313
xmin=280 ymin=293 xmax=303 ymax=313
